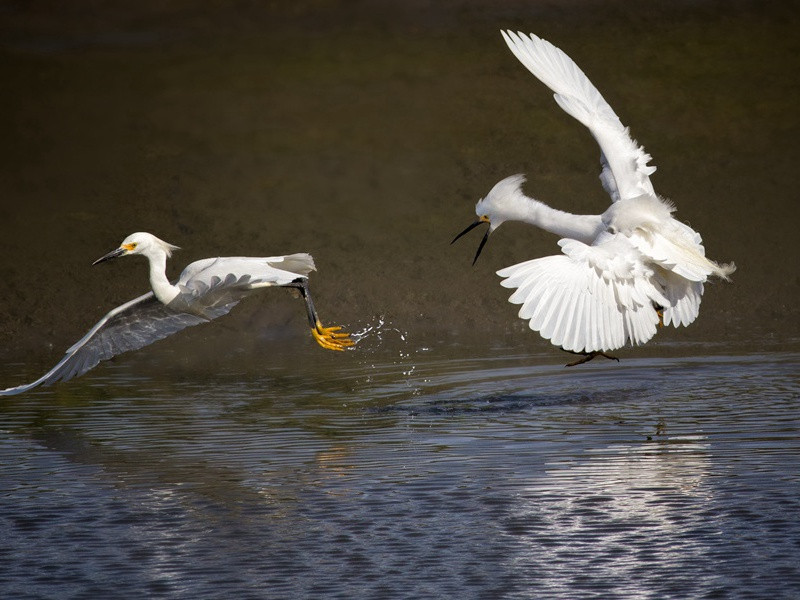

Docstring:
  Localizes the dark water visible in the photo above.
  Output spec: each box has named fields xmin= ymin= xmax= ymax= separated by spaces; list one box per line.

xmin=2 ymin=1 xmax=800 ymax=598
xmin=1 ymin=348 xmax=799 ymax=598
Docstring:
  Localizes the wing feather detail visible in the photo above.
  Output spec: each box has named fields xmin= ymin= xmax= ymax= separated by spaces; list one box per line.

xmin=501 ymin=30 xmax=656 ymax=203
xmin=626 ymin=222 xmax=734 ymax=282
xmin=0 ymin=274 xmax=257 ymax=396
xmin=657 ymin=268 xmax=704 ymax=328
xmin=498 ymin=235 xmax=669 ymax=353
xmin=179 ymin=254 xmax=315 ymax=289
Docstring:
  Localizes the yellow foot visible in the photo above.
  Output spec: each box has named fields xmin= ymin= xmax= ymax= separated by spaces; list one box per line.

xmin=312 ymin=321 xmax=356 ymax=351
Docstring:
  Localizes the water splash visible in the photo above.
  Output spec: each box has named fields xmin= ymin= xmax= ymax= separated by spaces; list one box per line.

xmin=349 ymin=315 xmax=407 ymax=346
xmin=346 ymin=315 xmax=433 ymax=394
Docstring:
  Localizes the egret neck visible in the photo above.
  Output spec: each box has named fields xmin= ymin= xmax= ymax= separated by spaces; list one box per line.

xmin=145 ymin=248 xmax=181 ymax=305
xmin=516 ymin=195 xmax=603 ymax=243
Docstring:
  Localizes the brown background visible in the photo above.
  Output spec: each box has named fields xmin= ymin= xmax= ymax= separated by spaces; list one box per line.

xmin=1 ymin=0 xmax=797 ymax=367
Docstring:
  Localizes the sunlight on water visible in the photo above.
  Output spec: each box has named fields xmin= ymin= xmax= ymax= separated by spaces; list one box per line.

xmin=0 ymin=351 xmax=798 ymax=597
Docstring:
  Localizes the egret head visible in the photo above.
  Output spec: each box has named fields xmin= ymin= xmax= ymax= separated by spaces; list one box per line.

xmin=451 ymin=174 xmax=527 ymax=264
xmin=93 ymin=232 xmax=180 ymax=265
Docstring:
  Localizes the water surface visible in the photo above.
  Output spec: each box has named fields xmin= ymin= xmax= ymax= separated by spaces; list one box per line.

xmin=2 ymin=349 xmax=798 ymax=598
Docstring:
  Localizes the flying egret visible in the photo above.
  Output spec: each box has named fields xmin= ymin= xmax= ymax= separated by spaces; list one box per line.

xmin=453 ymin=31 xmax=735 ymax=366
xmin=0 ymin=232 xmax=354 ymax=395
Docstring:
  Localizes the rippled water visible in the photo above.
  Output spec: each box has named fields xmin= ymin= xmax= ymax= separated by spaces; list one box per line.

xmin=1 ymin=349 xmax=798 ymax=598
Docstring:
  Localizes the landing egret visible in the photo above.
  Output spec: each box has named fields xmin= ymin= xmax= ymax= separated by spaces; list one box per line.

xmin=0 ymin=232 xmax=353 ymax=395
xmin=453 ymin=31 xmax=735 ymax=365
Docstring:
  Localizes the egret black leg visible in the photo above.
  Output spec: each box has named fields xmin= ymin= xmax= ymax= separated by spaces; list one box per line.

xmin=563 ymin=350 xmax=620 ymax=367
xmin=284 ymin=278 xmax=354 ymax=351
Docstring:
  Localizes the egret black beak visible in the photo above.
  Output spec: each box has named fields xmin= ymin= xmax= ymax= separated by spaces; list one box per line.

xmin=92 ymin=247 xmax=127 ymax=266
xmin=451 ymin=217 xmax=491 ymax=265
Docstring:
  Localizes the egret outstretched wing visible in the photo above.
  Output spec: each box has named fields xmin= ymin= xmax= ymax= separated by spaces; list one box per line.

xmin=497 ymin=233 xmax=671 ymax=353
xmin=501 ymin=30 xmax=657 ymax=203
xmin=0 ymin=276 xmax=252 ymax=396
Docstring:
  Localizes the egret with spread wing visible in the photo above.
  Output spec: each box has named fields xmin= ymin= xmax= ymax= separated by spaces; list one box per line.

xmin=1 ymin=232 xmax=353 ymax=395
xmin=453 ymin=31 xmax=734 ymax=365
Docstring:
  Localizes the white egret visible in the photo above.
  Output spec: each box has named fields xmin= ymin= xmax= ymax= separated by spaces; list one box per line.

xmin=453 ymin=31 xmax=735 ymax=366
xmin=0 ymin=232 xmax=354 ymax=395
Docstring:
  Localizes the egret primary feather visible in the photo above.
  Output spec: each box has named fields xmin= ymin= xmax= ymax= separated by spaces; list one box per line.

xmin=453 ymin=32 xmax=734 ymax=365
xmin=1 ymin=232 xmax=353 ymax=395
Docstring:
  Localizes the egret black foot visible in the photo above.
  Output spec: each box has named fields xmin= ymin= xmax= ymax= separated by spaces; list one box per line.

xmin=564 ymin=350 xmax=619 ymax=367
xmin=312 ymin=320 xmax=355 ymax=352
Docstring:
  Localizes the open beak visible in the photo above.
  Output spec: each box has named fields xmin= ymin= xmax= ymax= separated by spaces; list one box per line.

xmin=451 ymin=216 xmax=491 ymax=265
xmin=92 ymin=246 xmax=127 ymax=266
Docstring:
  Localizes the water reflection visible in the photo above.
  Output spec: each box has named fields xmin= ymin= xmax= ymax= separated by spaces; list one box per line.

xmin=0 ymin=351 xmax=798 ymax=597
xmin=506 ymin=431 xmax=713 ymax=596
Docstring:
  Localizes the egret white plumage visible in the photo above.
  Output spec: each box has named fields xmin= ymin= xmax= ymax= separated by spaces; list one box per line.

xmin=1 ymin=232 xmax=353 ymax=395
xmin=453 ymin=31 xmax=735 ymax=365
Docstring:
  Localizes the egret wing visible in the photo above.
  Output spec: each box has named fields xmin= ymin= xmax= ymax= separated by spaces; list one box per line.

xmin=497 ymin=234 xmax=669 ymax=353
xmin=599 ymin=152 xmax=621 ymax=203
xmin=625 ymin=219 xmax=734 ymax=283
xmin=179 ymin=254 xmax=316 ymax=289
xmin=501 ymin=31 xmax=656 ymax=203
xmin=656 ymin=268 xmax=703 ymax=328
xmin=0 ymin=289 xmax=239 ymax=396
